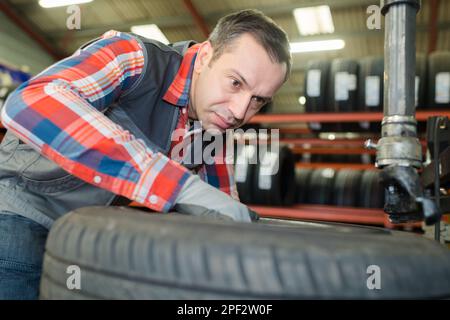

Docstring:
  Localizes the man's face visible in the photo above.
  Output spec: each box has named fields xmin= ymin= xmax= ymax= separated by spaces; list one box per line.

xmin=189 ymin=33 xmax=287 ymax=132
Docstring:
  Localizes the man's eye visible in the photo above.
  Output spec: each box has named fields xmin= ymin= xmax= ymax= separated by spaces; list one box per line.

xmin=252 ymin=96 xmax=265 ymax=105
xmin=231 ymin=79 xmax=241 ymax=88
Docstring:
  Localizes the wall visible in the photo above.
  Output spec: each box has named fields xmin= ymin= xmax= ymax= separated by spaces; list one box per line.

xmin=0 ymin=11 xmax=55 ymax=75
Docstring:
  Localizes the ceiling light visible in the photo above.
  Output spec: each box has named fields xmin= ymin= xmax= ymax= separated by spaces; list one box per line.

xmin=293 ymin=5 xmax=335 ymax=36
xmin=39 ymin=0 xmax=93 ymax=8
xmin=130 ymin=24 xmax=169 ymax=44
xmin=298 ymin=96 xmax=306 ymax=105
xmin=290 ymin=39 xmax=345 ymax=54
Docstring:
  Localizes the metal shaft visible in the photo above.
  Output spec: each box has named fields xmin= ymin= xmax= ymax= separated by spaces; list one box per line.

xmin=383 ymin=1 xmax=418 ymax=117
xmin=377 ymin=0 xmax=422 ymax=169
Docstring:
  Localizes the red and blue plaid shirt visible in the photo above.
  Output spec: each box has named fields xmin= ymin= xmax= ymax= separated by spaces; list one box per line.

xmin=1 ymin=30 xmax=239 ymax=213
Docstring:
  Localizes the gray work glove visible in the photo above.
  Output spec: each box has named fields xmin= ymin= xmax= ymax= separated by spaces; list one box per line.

xmin=173 ymin=175 xmax=259 ymax=222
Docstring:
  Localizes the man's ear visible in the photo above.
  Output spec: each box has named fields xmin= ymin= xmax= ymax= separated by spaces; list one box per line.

xmin=194 ymin=41 xmax=213 ymax=73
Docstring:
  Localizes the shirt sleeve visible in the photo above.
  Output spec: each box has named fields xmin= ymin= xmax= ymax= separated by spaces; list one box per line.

xmin=0 ymin=30 xmax=191 ymax=212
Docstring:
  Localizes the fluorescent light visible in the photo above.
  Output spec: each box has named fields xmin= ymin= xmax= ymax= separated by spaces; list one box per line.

xmin=131 ymin=24 xmax=169 ymax=44
xmin=39 ymin=0 xmax=93 ymax=8
xmin=293 ymin=5 xmax=335 ymax=36
xmin=290 ymin=39 xmax=345 ymax=53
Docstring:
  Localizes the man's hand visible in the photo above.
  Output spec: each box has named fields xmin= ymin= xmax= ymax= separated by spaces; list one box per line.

xmin=173 ymin=175 xmax=258 ymax=222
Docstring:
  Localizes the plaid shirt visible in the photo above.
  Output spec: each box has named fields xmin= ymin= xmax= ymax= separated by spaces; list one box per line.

xmin=1 ymin=30 xmax=238 ymax=213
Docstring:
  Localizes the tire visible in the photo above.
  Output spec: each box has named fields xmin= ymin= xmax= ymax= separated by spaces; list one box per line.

xmin=357 ymin=56 xmax=384 ymax=133
xmin=328 ymin=58 xmax=360 ymax=132
xmin=333 ymin=170 xmax=363 ymax=207
xmin=359 ymin=170 xmax=385 ymax=208
xmin=307 ymin=168 xmax=336 ymax=205
xmin=328 ymin=59 xmax=359 ymax=113
xmin=234 ymin=144 xmax=257 ymax=204
xmin=252 ymin=146 xmax=295 ymax=206
xmin=315 ymin=154 xmax=348 ymax=163
xmin=304 ymin=60 xmax=336 ymax=132
xmin=40 ymin=206 xmax=450 ymax=299
xmin=358 ymin=56 xmax=384 ymax=113
xmin=415 ymin=53 xmax=427 ymax=110
xmin=305 ymin=60 xmax=330 ymax=113
xmin=427 ymin=51 xmax=450 ymax=109
xmin=294 ymin=168 xmax=313 ymax=203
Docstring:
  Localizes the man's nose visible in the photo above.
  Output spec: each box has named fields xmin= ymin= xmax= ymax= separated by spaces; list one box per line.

xmin=230 ymin=96 xmax=250 ymax=122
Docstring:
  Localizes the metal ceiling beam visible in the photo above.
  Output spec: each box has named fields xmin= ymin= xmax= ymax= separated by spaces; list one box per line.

xmin=428 ymin=0 xmax=440 ymax=53
xmin=183 ymin=0 xmax=210 ymax=38
xmin=0 ymin=0 xmax=62 ymax=60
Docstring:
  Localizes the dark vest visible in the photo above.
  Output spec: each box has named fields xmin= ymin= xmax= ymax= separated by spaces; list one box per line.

xmin=0 ymin=35 xmax=196 ymax=229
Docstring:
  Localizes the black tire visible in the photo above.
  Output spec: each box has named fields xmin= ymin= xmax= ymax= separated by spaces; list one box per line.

xmin=307 ymin=168 xmax=336 ymax=204
xmin=333 ymin=169 xmax=363 ymax=207
xmin=304 ymin=60 xmax=336 ymax=132
xmin=328 ymin=58 xmax=360 ymax=132
xmin=358 ymin=56 xmax=384 ymax=113
xmin=304 ymin=60 xmax=330 ymax=113
xmin=357 ymin=56 xmax=384 ymax=133
xmin=359 ymin=170 xmax=385 ymax=208
xmin=328 ymin=59 xmax=359 ymax=113
xmin=252 ymin=146 xmax=295 ymax=206
xmin=294 ymin=168 xmax=313 ymax=203
xmin=317 ymin=154 xmax=348 ymax=163
xmin=234 ymin=144 xmax=257 ymax=204
xmin=416 ymin=53 xmax=427 ymax=110
xmin=40 ymin=206 xmax=450 ymax=299
xmin=427 ymin=51 xmax=450 ymax=109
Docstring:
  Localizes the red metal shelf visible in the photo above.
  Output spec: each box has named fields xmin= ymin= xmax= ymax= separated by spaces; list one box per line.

xmin=279 ymin=128 xmax=312 ymax=135
xmin=249 ymin=204 xmax=422 ymax=230
xmin=296 ymin=162 xmax=376 ymax=170
xmin=280 ymin=138 xmax=427 ymax=147
xmin=249 ymin=111 xmax=450 ymax=124
xmin=292 ymin=147 xmax=376 ymax=155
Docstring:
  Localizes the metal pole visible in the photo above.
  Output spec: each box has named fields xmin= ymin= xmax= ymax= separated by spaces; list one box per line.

xmin=377 ymin=0 xmax=422 ymax=169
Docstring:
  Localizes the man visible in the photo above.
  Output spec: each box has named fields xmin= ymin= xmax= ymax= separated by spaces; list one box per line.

xmin=0 ymin=9 xmax=291 ymax=299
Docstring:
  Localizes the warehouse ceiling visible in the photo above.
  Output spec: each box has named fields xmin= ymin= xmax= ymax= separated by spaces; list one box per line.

xmin=2 ymin=0 xmax=450 ymax=112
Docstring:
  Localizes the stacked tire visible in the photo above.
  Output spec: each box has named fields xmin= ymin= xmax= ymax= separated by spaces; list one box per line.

xmin=302 ymin=53 xmax=437 ymax=134
xmin=427 ymin=51 xmax=450 ymax=109
xmin=235 ymin=145 xmax=296 ymax=206
xmin=358 ymin=56 xmax=384 ymax=132
xmin=304 ymin=60 xmax=333 ymax=132
xmin=295 ymin=168 xmax=385 ymax=209
xmin=252 ymin=146 xmax=295 ymax=206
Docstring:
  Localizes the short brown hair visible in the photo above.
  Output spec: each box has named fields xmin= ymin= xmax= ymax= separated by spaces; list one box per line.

xmin=208 ymin=9 xmax=292 ymax=81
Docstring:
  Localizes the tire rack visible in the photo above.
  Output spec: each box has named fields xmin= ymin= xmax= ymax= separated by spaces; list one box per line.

xmin=247 ymin=110 xmax=450 ymax=230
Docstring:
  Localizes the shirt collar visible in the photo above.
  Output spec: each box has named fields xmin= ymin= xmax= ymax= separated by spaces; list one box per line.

xmin=162 ymin=43 xmax=200 ymax=107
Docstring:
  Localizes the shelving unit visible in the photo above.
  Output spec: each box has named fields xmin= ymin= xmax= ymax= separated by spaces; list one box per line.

xmin=243 ymin=110 xmax=450 ymax=228
xmin=249 ymin=110 xmax=450 ymax=124
xmin=295 ymin=162 xmax=376 ymax=170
